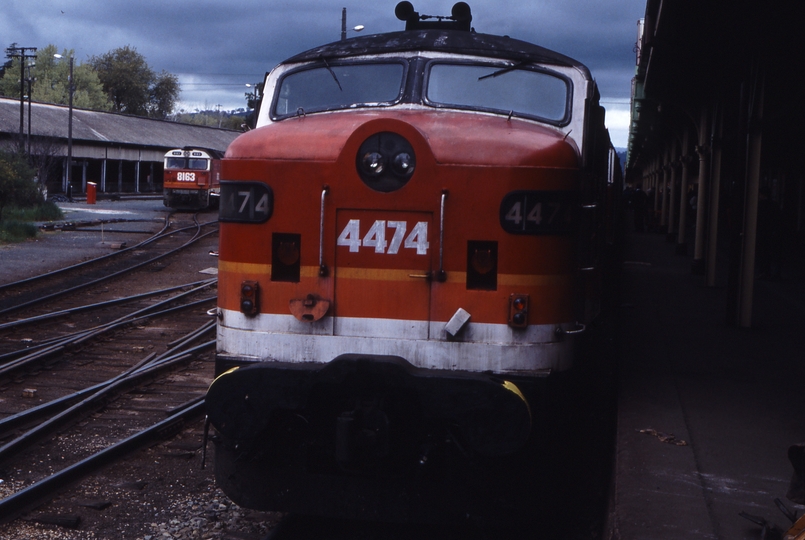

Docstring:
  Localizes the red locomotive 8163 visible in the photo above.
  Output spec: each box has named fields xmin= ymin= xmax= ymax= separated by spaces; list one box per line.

xmin=162 ymin=147 xmax=222 ymax=210
xmin=206 ymin=2 xmax=621 ymax=525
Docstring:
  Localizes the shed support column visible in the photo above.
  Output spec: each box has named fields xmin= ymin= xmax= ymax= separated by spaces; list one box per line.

xmin=799 ymin=171 xmax=804 ymax=235
xmin=660 ymin=154 xmax=669 ymax=229
xmin=705 ymin=138 xmax=722 ymax=285
xmin=676 ymin=129 xmax=691 ymax=254
xmin=62 ymin=158 xmax=68 ymax=193
xmin=738 ymin=69 xmax=764 ymax=328
xmin=652 ymin=165 xmax=659 ymax=229
xmin=101 ymin=159 xmax=108 ymax=192
xmin=81 ymin=161 xmax=88 ymax=193
xmin=118 ymin=161 xmax=123 ymax=193
xmin=694 ymin=106 xmax=711 ymax=275
xmin=135 ymin=161 xmax=141 ymax=194
xmin=666 ymin=145 xmax=678 ymax=242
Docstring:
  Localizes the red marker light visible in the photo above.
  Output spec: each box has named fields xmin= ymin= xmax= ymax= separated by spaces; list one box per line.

xmin=508 ymin=294 xmax=529 ymax=328
xmin=240 ymin=280 xmax=259 ymax=316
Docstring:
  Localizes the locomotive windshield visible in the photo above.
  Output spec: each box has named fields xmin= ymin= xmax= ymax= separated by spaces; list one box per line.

xmin=273 ymin=62 xmax=406 ymax=117
xmin=166 ymin=157 xmax=209 ymax=170
xmin=425 ymin=62 xmax=570 ymax=124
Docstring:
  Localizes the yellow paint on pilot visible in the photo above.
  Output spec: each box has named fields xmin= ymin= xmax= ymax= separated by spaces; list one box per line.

xmin=208 ymin=366 xmax=240 ymax=392
xmin=502 ymin=380 xmax=532 ymax=421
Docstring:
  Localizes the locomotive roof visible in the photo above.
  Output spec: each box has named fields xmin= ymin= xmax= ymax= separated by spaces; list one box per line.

xmin=283 ymin=29 xmax=589 ymax=76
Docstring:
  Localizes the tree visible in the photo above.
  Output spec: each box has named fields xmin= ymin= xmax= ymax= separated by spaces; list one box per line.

xmin=37 ymin=45 xmax=110 ymax=110
xmin=149 ymin=70 xmax=180 ymax=118
xmin=0 ymin=44 xmax=111 ymax=110
xmin=0 ymin=44 xmax=15 ymax=81
xmin=89 ymin=46 xmax=180 ymax=119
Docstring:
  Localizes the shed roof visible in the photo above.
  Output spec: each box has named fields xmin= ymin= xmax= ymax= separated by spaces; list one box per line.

xmin=0 ymin=97 xmax=240 ymax=153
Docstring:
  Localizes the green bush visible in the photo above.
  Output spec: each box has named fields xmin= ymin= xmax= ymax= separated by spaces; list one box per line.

xmin=35 ymin=201 xmax=64 ymax=221
xmin=1 ymin=149 xmax=39 ymax=220
xmin=0 ymin=203 xmax=63 ymax=243
xmin=0 ymin=220 xmax=38 ymax=242
xmin=1 ymin=201 xmax=63 ymax=221
xmin=0 ymin=151 xmax=58 ymax=243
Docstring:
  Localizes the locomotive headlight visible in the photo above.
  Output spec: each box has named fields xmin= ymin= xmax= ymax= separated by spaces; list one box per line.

xmin=508 ymin=294 xmax=529 ymax=329
xmin=360 ymin=151 xmax=386 ymax=176
xmin=391 ymin=152 xmax=414 ymax=176
xmin=356 ymin=132 xmax=416 ymax=192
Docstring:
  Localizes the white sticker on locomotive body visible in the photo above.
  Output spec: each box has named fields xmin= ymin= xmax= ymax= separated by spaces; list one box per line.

xmin=337 ymin=219 xmax=429 ymax=255
xmin=177 ymin=172 xmax=196 ymax=182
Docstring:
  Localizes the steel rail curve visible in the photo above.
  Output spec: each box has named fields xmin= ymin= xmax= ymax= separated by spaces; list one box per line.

xmin=0 ymin=279 xmax=216 ymax=368
xmin=0 ymin=279 xmax=216 ymax=332
xmin=0 ymin=219 xmax=218 ymax=317
xmin=0 ymin=332 xmax=214 ymax=442
xmin=0 ymin=213 xmax=174 ymax=294
xmin=0 ymin=338 xmax=215 ymax=462
xmin=0 ymin=398 xmax=206 ymax=524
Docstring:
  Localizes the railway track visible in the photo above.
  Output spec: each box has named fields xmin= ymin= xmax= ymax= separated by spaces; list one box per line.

xmin=0 ymin=211 xmax=217 ymax=318
xmin=0 ymin=209 xmax=280 ymax=538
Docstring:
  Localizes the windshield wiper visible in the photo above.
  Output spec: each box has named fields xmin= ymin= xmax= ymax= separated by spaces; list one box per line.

xmin=479 ymin=61 xmax=525 ymax=81
xmin=321 ymin=56 xmax=343 ymax=91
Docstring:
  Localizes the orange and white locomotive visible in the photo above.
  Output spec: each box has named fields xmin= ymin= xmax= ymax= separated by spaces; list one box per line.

xmin=162 ymin=147 xmax=222 ymax=210
xmin=206 ymin=2 xmax=620 ymax=524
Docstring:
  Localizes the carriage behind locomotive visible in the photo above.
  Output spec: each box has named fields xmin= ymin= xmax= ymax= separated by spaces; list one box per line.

xmin=205 ymin=1 xmax=621 ymax=524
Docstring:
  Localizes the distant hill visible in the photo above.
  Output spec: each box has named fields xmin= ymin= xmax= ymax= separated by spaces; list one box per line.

xmin=171 ymin=109 xmax=251 ymax=130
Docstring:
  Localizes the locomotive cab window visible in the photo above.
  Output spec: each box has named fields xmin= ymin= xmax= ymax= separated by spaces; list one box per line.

xmin=272 ymin=61 xmax=407 ymax=119
xmin=165 ymin=157 xmax=186 ymax=169
xmin=425 ymin=62 xmax=571 ymax=125
xmin=166 ymin=157 xmax=209 ymax=170
xmin=187 ymin=158 xmax=209 ymax=170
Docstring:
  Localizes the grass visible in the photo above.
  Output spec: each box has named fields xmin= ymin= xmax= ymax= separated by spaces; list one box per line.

xmin=0 ymin=202 xmax=64 ymax=243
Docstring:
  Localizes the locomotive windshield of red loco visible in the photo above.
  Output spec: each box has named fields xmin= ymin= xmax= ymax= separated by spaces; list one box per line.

xmin=166 ymin=156 xmax=209 ymax=171
xmin=273 ymin=62 xmax=406 ymax=118
xmin=425 ymin=63 xmax=571 ymax=124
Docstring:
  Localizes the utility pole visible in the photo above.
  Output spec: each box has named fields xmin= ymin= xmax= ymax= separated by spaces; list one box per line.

xmin=54 ymin=54 xmax=74 ymax=194
xmin=26 ymin=64 xmax=34 ymax=156
xmin=5 ymin=46 xmax=37 ymax=152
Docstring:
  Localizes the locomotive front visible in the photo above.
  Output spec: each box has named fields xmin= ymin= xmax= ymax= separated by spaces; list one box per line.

xmin=206 ymin=2 xmax=612 ymax=523
xmin=163 ymin=148 xmax=222 ymax=209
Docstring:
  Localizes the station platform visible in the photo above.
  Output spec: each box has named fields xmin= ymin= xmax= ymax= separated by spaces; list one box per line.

xmin=610 ymin=228 xmax=805 ymax=539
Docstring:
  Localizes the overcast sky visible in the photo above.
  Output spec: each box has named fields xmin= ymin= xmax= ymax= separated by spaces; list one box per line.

xmin=2 ymin=0 xmax=646 ymax=147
